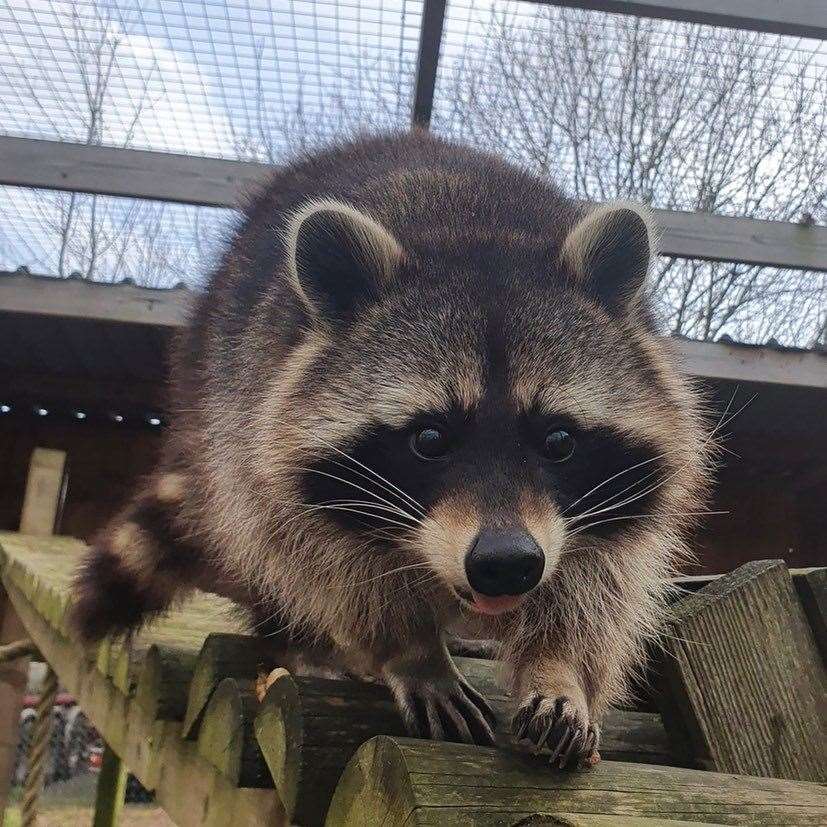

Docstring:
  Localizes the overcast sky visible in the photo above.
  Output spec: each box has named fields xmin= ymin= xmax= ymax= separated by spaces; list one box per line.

xmin=0 ymin=0 xmax=823 ymax=346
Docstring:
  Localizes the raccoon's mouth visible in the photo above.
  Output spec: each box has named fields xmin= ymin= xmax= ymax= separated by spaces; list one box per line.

xmin=454 ymin=586 xmax=523 ymax=616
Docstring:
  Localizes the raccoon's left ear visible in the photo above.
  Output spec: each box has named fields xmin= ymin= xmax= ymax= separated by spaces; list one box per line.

xmin=286 ymin=199 xmax=403 ymax=323
xmin=560 ymin=202 xmax=655 ymax=313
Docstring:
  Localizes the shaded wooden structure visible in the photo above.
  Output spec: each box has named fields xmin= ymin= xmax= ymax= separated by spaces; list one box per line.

xmin=2 ymin=272 xmax=825 ymax=573
xmin=1 ymin=531 xmax=825 ymax=825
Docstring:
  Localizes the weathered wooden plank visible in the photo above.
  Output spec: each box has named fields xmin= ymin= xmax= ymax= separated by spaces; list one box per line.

xmin=18 ymin=448 xmax=67 ymax=537
xmin=197 ymin=676 xmax=272 ymax=789
xmin=1 ymin=576 xmax=286 ymax=826
xmin=1 ymin=136 xmax=825 ymax=271
xmin=92 ymin=743 xmax=128 ymax=827
xmin=254 ymin=658 xmax=675 ymax=826
xmin=183 ymin=632 xmax=280 ymax=738
xmin=0 ymin=448 xmax=65 ymax=816
xmin=669 ymin=339 xmax=827 ymax=390
xmin=526 ymin=817 xmax=725 ymax=826
xmin=135 ymin=644 xmax=199 ymax=722
xmin=0 ymin=272 xmax=189 ymax=327
xmin=652 ymin=208 xmax=827 ymax=271
xmin=0 ymin=136 xmax=269 ymax=208
xmin=660 ymin=560 xmax=827 ymax=781
xmin=4 ymin=278 xmax=825 ymax=391
xmin=0 ymin=585 xmax=30 ymax=815
xmin=535 ymin=1 xmax=827 ymax=39
xmin=672 ymin=567 xmax=823 ymax=595
xmin=326 ymin=736 xmax=827 ymax=825
xmin=795 ymin=568 xmax=827 ymax=665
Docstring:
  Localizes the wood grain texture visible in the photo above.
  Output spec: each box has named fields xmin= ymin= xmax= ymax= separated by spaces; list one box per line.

xmin=660 ymin=560 xmax=827 ymax=781
xmin=197 ymin=677 xmax=271 ymax=788
xmin=2 ymin=136 xmax=825 ymax=270
xmin=326 ymin=736 xmax=827 ymax=826
xmin=0 ymin=272 xmax=190 ymax=327
xmin=92 ymin=743 xmax=128 ymax=827
xmin=0 ymin=574 xmax=285 ymax=827
xmin=0 ymin=532 xmax=673 ymax=827
xmin=795 ymin=568 xmax=827 ymax=665
xmin=19 ymin=448 xmax=66 ymax=536
xmin=183 ymin=633 xmax=280 ymax=738
xmin=253 ymin=658 xmax=675 ymax=826
xmin=534 ymin=1 xmax=827 ymax=39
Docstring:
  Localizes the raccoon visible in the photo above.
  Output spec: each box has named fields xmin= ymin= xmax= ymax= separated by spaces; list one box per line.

xmin=72 ymin=131 xmax=710 ymax=767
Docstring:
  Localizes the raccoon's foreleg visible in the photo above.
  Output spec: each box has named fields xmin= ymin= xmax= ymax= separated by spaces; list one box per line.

xmin=71 ymin=473 xmax=203 ymax=641
xmin=511 ymin=657 xmax=600 ymax=769
xmin=378 ymin=634 xmax=498 ymax=746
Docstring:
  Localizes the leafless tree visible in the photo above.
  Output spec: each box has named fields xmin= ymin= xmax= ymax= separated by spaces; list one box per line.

xmin=233 ymin=39 xmax=412 ymax=162
xmin=436 ymin=8 xmax=826 ymax=345
xmin=23 ymin=4 xmax=202 ymax=286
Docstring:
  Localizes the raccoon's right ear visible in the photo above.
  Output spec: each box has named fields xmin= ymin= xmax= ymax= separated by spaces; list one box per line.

xmin=560 ymin=202 xmax=655 ymax=313
xmin=286 ymin=199 xmax=403 ymax=323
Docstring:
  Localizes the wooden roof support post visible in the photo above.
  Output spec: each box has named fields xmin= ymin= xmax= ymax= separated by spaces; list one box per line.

xmin=0 ymin=448 xmax=67 ymax=816
xmin=92 ymin=744 xmax=128 ymax=827
xmin=411 ymin=0 xmax=447 ymax=127
xmin=19 ymin=449 xmax=68 ymax=537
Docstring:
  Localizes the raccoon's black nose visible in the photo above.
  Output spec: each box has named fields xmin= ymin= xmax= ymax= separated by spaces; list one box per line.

xmin=464 ymin=530 xmax=544 ymax=597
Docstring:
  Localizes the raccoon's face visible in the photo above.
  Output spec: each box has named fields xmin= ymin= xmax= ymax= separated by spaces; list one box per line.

xmin=273 ymin=199 xmax=705 ymax=616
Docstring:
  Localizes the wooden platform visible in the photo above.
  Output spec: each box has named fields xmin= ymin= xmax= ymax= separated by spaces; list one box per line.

xmin=2 ymin=532 xmax=826 ymax=826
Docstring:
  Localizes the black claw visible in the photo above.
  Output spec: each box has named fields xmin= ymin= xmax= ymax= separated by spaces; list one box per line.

xmin=461 ymin=681 xmax=498 ymax=730
xmin=584 ymin=727 xmax=597 ymax=757
xmin=409 ymin=694 xmax=430 ymax=739
xmin=546 ymin=717 xmax=573 ymax=755
xmin=454 ymin=693 xmax=496 ymax=746
xmin=512 ymin=694 xmax=541 ymax=740
xmin=558 ymin=727 xmax=583 ymax=768
xmin=547 ymin=726 xmax=573 ymax=764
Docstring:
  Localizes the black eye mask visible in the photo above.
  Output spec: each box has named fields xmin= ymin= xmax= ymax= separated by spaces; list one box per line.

xmin=301 ymin=405 xmax=664 ymax=542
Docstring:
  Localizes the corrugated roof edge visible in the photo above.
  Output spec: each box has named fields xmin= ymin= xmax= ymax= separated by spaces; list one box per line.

xmin=1 ymin=265 xmax=191 ymax=291
xmin=1 ymin=266 xmax=824 ymax=357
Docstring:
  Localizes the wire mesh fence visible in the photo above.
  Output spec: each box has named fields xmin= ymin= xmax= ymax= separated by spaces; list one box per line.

xmin=0 ymin=0 xmax=824 ymax=344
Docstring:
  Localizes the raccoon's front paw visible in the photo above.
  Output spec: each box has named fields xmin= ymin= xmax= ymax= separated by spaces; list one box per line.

xmin=384 ymin=668 xmax=498 ymax=746
xmin=512 ymin=693 xmax=600 ymax=769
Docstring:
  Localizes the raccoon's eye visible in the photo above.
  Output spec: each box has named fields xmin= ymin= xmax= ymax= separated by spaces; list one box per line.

xmin=411 ymin=426 xmax=451 ymax=460
xmin=544 ymin=428 xmax=576 ymax=463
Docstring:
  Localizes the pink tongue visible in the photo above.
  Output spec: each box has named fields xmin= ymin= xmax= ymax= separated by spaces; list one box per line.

xmin=471 ymin=593 xmax=521 ymax=615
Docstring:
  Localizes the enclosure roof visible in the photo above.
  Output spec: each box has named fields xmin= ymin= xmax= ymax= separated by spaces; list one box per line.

xmin=1 ymin=268 xmax=825 ymax=391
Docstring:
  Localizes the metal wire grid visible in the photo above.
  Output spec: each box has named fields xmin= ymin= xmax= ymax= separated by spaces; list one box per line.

xmin=0 ymin=0 xmax=824 ymax=343
xmin=432 ymin=1 xmax=827 ymax=213
xmin=0 ymin=0 xmax=422 ymax=159
xmin=0 ymin=185 xmax=231 ymax=287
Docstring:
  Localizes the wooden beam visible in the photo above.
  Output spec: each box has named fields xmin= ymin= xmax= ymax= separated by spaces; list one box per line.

xmin=796 ymin=569 xmax=827 ymax=665
xmin=411 ymin=0 xmax=447 ymax=127
xmin=19 ymin=449 xmax=67 ymax=537
xmin=1 ymin=272 xmax=824 ymax=390
xmin=0 ymin=136 xmax=269 ymax=209
xmin=672 ymin=338 xmax=827 ymax=390
xmin=0 ymin=589 xmax=30 ymax=816
xmin=1 ymin=137 xmax=825 ymax=271
xmin=660 ymin=560 xmax=827 ymax=780
xmin=325 ymin=736 xmax=827 ymax=825
xmin=0 ymin=272 xmax=190 ymax=328
xmin=653 ymin=208 xmax=827 ymax=272
xmin=538 ymin=1 xmax=827 ymax=39
xmin=92 ymin=744 xmax=128 ymax=827
xmin=0 ymin=449 xmax=66 ymax=816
